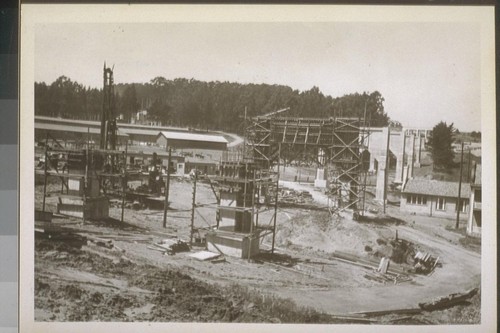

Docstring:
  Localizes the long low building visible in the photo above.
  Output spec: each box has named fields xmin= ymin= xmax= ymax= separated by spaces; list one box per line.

xmin=34 ymin=116 xmax=233 ymax=146
xmin=400 ymin=178 xmax=470 ymax=220
xmin=35 ymin=116 xmax=230 ymax=176
xmin=35 ymin=121 xmax=129 ymax=146
xmin=156 ymin=131 xmax=228 ymax=151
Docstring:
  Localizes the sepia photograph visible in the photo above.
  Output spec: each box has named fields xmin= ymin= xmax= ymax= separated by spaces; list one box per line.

xmin=19 ymin=4 xmax=496 ymax=332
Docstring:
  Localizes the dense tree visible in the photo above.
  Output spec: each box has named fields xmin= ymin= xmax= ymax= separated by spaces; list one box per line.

xmin=36 ymin=77 xmax=395 ymax=133
xmin=428 ymin=121 xmax=456 ymax=170
xmin=470 ymin=131 xmax=481 ymax=140
xmin=147 ymin=98 xmax=171 ymax=124
xmin=118 ymin=85 xmax=139 ymax=123
xmin=329 ymin=91 xmax=388 ymax=126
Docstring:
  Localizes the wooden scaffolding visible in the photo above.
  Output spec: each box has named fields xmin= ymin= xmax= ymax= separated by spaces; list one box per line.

xmin=245 ymin=115 xmax=370 ymax=214
xmin=36 ymin=133 xmax=129 ymax=223
xmin=189 ymin=160 xmax=280 ymax=259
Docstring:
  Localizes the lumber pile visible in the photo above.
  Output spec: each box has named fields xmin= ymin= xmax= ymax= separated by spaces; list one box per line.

xmin=413 ymin=251 xmax=439 ymax=275
xmin=148 ymin=239 xmax=190 ymax=255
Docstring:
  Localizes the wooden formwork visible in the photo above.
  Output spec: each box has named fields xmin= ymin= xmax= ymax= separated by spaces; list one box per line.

xmin=246 ymin=116 xmax=370 ymax=214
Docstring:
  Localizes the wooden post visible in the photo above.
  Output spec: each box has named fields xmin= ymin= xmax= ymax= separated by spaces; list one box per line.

xmin=271 ymin=143 xmax=281 ymax=254
xmin=243 ymin=106 xmax=247 ymax=160
xmin=121 ymin=140 xmax=128 ymax=223
xmin=190 ymin=173 xmax=197 ymax=246
xmin=42 ymin=134 xmax=49 ymax=212
xmin=455 ymin=141 xmax=464 ymax=229
xmin=466 ymin=148 xmax=472 ymax=183
xmin=383 ymin=127 xmax=390 ymax=214
xmin=248 ymin=166 xmax=256 ymax=261
xmin=83 ymin=151 xmax=88 ymax=224
xmin=163 ymin=147 xmax=172 ymax=228
xmin=401 ymin=131 xmax=406 ymax=183
xmin=83 ymin=128 xmax=90 ymax=224
xmin=250 ymin=166 xmax=255 ymax=234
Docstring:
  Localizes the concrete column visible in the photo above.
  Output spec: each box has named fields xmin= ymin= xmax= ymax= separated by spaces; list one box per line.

xmin=315 ymin=148 xmax=328 ymax=188
xmin=369 ymin=154 xmax=376 ymax=173
xmin=467 ymin=189 xmax=474 ymax=235
xmin=375 ymin=127 xmax=390 ymax=202
xmin=394 ymin=153 xmax=403 ymax=184
xmin=314 ymin=167 xmax=327 ymax=188
xmin=415 ymin=135 xmax=422 ymax=168
xmin=375 ymin=157 xmax=386 ymax=201
xmin=408 ymin=134 xmax=415 ymax=178
xmin=401 ymin=130 xmax=407 ymax=183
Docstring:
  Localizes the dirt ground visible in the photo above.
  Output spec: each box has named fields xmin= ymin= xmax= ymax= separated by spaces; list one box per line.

xmin=34 ymin=176 xmax=481 ymax=324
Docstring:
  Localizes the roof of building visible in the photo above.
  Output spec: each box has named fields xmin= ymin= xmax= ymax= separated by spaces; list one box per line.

xmin=402 ymin=178 xmax=470 ymax=198
xmin=35 ymin=116 xmax=231 ymax=142
xmin=36 ymin=115 xmax=188 ymax=130
xmin=120 ymin=127 xmax=163 ymax=137
xmin=157 ymin=131 xmax=228 ymax=144
xmin=35 ymin=122 xmax=129 ymax=137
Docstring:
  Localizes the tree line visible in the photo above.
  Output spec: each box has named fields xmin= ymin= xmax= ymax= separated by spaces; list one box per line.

xmin=35 ymin=76 xmax=394 ymax=134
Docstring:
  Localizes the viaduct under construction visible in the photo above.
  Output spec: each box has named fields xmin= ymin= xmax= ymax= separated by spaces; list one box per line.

xmin=198 ymin=110 xmax=371 ymax=259
xmin=36 ymin=65 xmax=374 ymax=261
xmin=245 ymin=109 xmax=370 ymax=214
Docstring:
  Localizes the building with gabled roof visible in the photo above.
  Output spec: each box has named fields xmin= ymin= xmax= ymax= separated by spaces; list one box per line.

xmin=400 ymin=178 xmax=470 ymax=220
xmin=156 ymin=131 xmax=228 ymax=175
xmin=156 ymin=131 xmax=228 ymax=151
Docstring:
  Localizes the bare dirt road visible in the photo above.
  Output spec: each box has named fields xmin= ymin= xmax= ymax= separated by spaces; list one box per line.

xmin=34 ymin=178 xmax=481 ymax=323
xmin=273 ymin=181 xmax=480 ymax=314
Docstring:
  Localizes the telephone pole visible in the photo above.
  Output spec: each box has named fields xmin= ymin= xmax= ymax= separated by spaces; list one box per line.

xmin=455 ymin=141 xmax=464 ymax=229
xmin=163 ymin=147 xmax=172 ymax=228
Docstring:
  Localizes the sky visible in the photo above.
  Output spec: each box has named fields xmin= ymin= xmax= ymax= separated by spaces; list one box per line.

xmin=34 ymin=21 xmax=482 ymax=131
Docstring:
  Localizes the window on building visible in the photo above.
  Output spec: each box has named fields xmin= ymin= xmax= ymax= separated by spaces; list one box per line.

xmin=408 ymin=195 xmax=427 ymax=205
xmin=436 ymin=197 xmax=446 ymax=211
xmin=456 ymin=199 xmax=468 ymax=213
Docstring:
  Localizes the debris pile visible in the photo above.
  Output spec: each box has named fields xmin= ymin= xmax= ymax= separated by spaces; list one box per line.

xmin=371 ymin=236 xmax=440 ymax=275
xmin=418 ymin=288 xmax=479 ymax=311
xmin=278 ymin=187 xmax=314 ymax=206
xmin=363 ymin=271 xmax=412 ymax=285
xmin=148 ymin=239 xmax=191 ymax=255
xmin=413 ymin=251 xmax=440 ymax=275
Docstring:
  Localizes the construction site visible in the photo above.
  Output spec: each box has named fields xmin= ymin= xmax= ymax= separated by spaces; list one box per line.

xmin=33 ymin=66 xmax=481 ymax=324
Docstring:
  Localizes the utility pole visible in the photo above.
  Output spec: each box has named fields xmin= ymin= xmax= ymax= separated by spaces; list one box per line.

xmin=243 ymin=106 xmax=247 ymax=160
xmin=401 ymin=131 xmax=406 ymax=183
xmin=466 ymin=147 xmax=472 ymax=182
xmin=418 ymin=133 xmax=422 ymax=164
xmin=271 ymin=143 xmax=281 ymax=254
xmin=383 ymin=127 xmax=390 ymax=214
xmin=455 ymin=141 xmax=464 ymax=229
xmin=42 ymin=134 xmax=49 ymax=212
xmin=190 ymin=173 xmax=197 ymax=246
xmin=121 ymin=139 xmax=128 ymax=222
xmin=163 ymin=147 xmax=172 ymax=228
xmin=361 ymin=101 xmax=368 ymax=216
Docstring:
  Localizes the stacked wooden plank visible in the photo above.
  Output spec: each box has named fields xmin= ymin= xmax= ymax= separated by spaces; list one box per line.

xmin=413 ymin=251 xmax=438 ymax=274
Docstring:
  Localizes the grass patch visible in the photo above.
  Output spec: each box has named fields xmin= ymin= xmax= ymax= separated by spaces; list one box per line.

xmin=444 ymin=225 xmax=481 ymax=253
xmin=458 ymin=236 xmax=481 ymax=254
xmin=226 ymin=284 xmax=337 ymax=323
